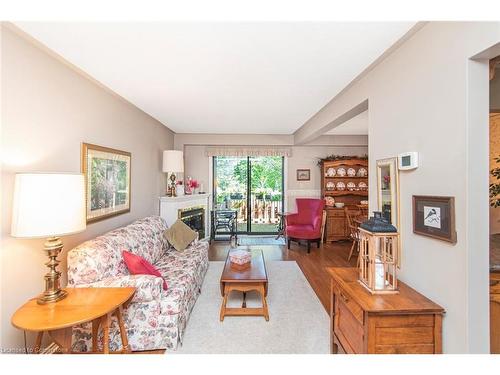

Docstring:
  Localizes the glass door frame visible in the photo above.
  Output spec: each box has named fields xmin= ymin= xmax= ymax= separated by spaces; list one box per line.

xmin=212 ymin=155 xmax=285 ymax=235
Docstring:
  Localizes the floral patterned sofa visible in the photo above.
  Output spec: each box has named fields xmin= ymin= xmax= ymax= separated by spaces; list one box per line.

xmin=67 ymin=216 xmax=209 ymax=352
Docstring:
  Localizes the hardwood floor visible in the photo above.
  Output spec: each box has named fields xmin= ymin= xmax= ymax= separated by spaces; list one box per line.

xmin=209 ymin=239 xmax=357 ymax=313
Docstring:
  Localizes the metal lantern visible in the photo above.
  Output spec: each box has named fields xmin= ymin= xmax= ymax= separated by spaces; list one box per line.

xmin=358 ymin=212 xmax=399 ymax=294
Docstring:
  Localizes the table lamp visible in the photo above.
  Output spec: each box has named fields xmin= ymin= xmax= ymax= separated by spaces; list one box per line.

xmin=162 ymin=150 xmax=184 ymax=197
xmin=11 ymin=173 xmax=86 ymax=304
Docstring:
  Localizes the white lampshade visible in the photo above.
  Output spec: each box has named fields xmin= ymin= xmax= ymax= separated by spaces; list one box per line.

xmin=11 ymin=173 xmax=86 ymax=238
xmin=162 ymin=150 xmax=184 ymax=173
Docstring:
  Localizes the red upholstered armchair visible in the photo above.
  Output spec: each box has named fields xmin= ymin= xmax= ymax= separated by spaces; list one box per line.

xmin=285 ymin=198 xmax=325 ymax=253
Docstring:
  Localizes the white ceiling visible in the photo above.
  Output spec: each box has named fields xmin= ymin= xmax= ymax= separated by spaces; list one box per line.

xmin=15 ymin=22 xmax=415 ymax=134
xmin=326 ymin=110 xmax=368 ymax=135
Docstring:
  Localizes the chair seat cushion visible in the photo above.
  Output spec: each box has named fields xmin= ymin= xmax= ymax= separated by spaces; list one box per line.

xmin=286 ymin=224 xmax=320 ymax=239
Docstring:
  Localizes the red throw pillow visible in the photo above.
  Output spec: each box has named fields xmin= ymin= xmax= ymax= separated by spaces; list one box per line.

xmin=122 ymin=250 xmax=167 ymax=290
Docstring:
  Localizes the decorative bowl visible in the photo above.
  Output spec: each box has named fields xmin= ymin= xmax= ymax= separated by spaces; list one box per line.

xmin=326 ymin=167 xmax=336 ymax=177
xmin=336 ymin=167 xmax=346 ymax=177
xmin=326 ymin=181 xmax=335 ymax=191
xmin=347 ymin=168 xmax=356 ymax=177
xmin=229 ymin=249 xmax=251 ymax=265
xmin=336 ymin=181 xmax=346 ymax=191
xmin=334 ymin=202 xmax=345 ymax=208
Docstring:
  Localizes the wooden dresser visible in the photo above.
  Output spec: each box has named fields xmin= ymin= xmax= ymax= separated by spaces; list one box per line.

xmin=328 ymin=267 xmax=445 ymax=354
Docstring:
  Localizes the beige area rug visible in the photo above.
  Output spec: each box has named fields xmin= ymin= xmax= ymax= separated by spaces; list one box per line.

xmin=171 ymin=261 xmax=329 ymax=354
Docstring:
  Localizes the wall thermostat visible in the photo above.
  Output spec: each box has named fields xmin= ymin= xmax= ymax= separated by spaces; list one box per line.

xmin=398 ymin=152 xmax=419 ymax=170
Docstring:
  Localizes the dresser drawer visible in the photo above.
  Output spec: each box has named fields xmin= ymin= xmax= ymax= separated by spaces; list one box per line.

xmin=333 ymin=283 xmax=364 ymax=325
xmin=335 ymin=298 xmax=364 ymax=353
xmin=327 ymin=209 xmax=345 ymax=218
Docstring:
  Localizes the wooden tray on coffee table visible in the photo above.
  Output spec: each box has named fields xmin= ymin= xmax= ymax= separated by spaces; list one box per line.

xmin=219 ymin=249 xmax=269 ymax=321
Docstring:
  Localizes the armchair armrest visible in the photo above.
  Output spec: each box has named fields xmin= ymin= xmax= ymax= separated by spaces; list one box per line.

xmin=284 ymin=213 xmax=299 ymax=226
xmin=312 ymin=215 xmax=323 ymax=231
xmin=73 ymin=274 xmax=163 ymax=303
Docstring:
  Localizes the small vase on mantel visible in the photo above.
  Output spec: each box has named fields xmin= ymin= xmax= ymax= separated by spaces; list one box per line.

xmin=176 ymin=184 xmax=185 ymax=196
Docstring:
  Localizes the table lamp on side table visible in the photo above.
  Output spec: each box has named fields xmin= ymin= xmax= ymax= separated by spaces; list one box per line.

xmin=162 ymin=150 xmax=184 ymax=197
xmin=11 ymin=173 xmax=86 ymax=304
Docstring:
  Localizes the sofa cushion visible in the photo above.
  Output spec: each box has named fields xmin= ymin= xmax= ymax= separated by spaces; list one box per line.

xmin=163 ymin=219 xmax=198 ymax=251
xmin=123 ymin=250 xmax=167 ymax=290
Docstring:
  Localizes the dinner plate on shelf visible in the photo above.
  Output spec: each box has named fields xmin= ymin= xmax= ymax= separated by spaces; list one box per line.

xmin=326 ymin=167 xmax=336 ymax=177
xmin=326 ymin=181 xmax=335 ymax=191
xmin=357 ymin=168 xmax=367 ymax=177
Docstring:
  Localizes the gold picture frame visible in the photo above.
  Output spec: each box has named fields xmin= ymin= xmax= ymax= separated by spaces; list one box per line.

xmin=81 ymin=143 xmax=131 ymax=223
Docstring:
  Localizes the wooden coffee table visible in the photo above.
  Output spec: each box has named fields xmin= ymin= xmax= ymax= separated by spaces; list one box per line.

xmin=220 ymin=249 xmax=269 ymax=321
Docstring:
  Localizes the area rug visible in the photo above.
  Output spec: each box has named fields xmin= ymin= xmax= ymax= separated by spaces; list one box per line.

xmin=237 ymin=236 xmax=286 ymax=246
xmin=171 ymin=261 xmax=329 ymax=354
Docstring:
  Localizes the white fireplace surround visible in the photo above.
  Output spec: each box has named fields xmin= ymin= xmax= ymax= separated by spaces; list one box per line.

xmin=159 ymin=193 xmax=211 ymax=239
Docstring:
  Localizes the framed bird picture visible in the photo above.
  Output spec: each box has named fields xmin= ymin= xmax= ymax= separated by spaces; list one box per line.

xmin=412 ymin=195 xmax=456 ymax=244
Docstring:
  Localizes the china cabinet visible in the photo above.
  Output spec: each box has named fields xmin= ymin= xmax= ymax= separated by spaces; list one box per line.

xmin=321 ymin=158 xmax=368 ymax=242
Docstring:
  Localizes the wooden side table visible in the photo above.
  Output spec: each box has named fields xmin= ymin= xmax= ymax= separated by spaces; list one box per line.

xmin=11 ymin=287 xmax=135 ymax=354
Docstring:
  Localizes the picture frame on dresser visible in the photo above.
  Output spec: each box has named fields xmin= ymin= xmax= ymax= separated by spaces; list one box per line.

xmin=81 ymin=142 xmax=131 ymax=223
xmin=412 ymin=195 xmax=457 ymax=244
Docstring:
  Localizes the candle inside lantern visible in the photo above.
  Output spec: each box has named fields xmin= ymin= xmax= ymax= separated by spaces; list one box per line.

xmin=375 ymin=262 xmax=385 ymax=289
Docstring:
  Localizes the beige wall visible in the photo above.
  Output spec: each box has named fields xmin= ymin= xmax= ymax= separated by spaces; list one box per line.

xmin=0 ymin=25 xmax=174 ymax=350
xmin=293 ymin=22 xmax=500 ymax=353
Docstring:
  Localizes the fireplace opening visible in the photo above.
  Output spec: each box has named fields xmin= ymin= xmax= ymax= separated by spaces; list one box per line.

xmin=178 ymin=206 xmax=205 ymax=239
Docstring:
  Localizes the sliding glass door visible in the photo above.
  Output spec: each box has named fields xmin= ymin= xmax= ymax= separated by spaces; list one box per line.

xmin=213 ymin=156 xmax=284 ymax=234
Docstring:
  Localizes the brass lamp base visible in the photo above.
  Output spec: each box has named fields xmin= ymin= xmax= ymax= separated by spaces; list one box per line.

xmin=37 ymin=237 xmax=67 ymax=305
xmin=167 ymin=173 xmax=177 ymax=197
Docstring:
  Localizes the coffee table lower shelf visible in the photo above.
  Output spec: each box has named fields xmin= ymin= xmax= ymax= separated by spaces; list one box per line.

xmin=219 ymin=282 xmax=269 ymax=321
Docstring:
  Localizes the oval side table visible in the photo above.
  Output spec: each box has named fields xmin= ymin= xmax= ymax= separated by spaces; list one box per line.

xmin=11 ymin=287 xmax=135 ymax=354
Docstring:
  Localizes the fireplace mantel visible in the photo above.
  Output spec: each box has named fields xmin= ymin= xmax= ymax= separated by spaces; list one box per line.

xmin=159 ymin=194 xmax=211 ymax=240
xmin=160 ymin=193 xmax=210 ymax=203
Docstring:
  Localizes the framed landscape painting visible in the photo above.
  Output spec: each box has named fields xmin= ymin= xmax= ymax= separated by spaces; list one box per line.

xmin=412 ymin=195 xmax=456 ymax=244
xmin=297 ymin=169 xmax=311 ymax=181
xmin=81 ymin=143 xmax=131 ymax=223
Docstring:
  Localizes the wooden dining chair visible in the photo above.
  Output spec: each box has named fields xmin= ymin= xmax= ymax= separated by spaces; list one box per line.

xmin=344 ymin=207 xmax=362 ymax=263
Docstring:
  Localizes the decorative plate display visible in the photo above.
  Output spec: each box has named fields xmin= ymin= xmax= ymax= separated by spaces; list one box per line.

xmin=347 ymin=168 xmax=356 ymax=177
xmin=325 ymin=196 xmax=335 ymax=206
xmin=326 ymin=167 xmax=336 ymax=177
xmin=358 ymin=181 xmax=367 ymax=191
xmin=346 ymin=182 xmax=356 ymax=191
xmin=336 ymin=181 xmax=346 ymax=191
xmin=357 ymin=167 xmax=367 ymax=177
xmin=326 ymin=181 xmax=335 ymax=191
xmin=337 ymin=167 xmax=346 ymax=177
